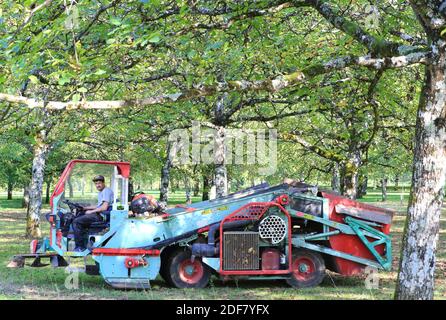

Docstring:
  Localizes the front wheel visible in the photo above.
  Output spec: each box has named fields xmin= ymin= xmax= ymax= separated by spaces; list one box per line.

xmin=165 ymin=249 xmax=211 ymax=288
xmin=286 ymin=249 xmax=325 ymax=288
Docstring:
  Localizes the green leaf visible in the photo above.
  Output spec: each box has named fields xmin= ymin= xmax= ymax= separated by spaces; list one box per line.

xmin=28 ymin=75 xmax=39 ymax=84
xmin=187 ymin=50 xmax=196 ymax=59
xmin=77 ymin=87 xmax=88 ymax=93
xmin=206 ymin=41 xmax=224 ymax=51
xmin=58 ymin=75 xmax=72 ymax=86
xmin=94 ymin=69 xmax=107 ymax=76
xmin=72 ymin=93 xmax=81 ymax=102
xmin=148 ymin=33 xmax=161 ymax=43
xmin=109 ymin=17 xmax=122 ymax=26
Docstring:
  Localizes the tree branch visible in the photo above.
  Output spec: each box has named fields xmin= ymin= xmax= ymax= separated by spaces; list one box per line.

xmin=172 ymin=2 xmax=295 ymax=34
xmin=14 ymin=0 xmax=54 ymax=35
xmin=358 ymin=69 xmax=384 ymax=150
xmin=75 ymin=0 xmax=122 ymax=42
xmin=279 ymin=132 xmax=345 ymax=162
xmin=299 ymin=0 xmax=424 ymax=56
xmin=0 ymin=51 xmax=429 ymax=110
xmin=232 ymin=108 xmax=315 ymax=123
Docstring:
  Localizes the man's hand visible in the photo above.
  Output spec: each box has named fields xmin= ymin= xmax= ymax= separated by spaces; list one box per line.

xmin=85 ymin=202 xmax=109 ymax=215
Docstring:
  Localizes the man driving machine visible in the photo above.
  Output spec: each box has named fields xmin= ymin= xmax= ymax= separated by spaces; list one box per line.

xmin=72 ymin=175 xmax=114 ymax=252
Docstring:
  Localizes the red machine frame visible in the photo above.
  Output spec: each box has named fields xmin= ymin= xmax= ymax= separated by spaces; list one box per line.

xmin=50 ymin=159 xmax=131 ymax=207
xmin=218 ymin=199 xmax=293 ymax=276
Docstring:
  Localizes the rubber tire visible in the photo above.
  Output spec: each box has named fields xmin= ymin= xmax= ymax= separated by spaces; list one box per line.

xmin=286 ymin=249 xmax=326 ymax=288
xmin=86 ymin=264 xmax=100 ymax=276
xmin=165 ymin=249 xmax=211 ymax=288
xmin=159 ymin=257 xmax=173 ymax=286
xmin=160 ymin=246 xmax=178 ymax=286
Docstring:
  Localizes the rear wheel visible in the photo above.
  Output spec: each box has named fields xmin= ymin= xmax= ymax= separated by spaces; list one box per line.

xmin=159 ymin=259 xmax=173 ymax=286
xmin=286 ymin=249 xmax=325 ymax=288
xmin=165 ymin=249 xmax=211 ymax=288
xmin=160 ymin=246 xmax=176 ymax=286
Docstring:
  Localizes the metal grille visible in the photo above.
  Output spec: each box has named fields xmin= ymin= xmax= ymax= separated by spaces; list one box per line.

xmin=223 ymin=232 xmax=259 ymax=270
xmin=259 ymin=215 xmax=287 ymax=244
xmin=226 ymin=203 xmax=269 ymax=222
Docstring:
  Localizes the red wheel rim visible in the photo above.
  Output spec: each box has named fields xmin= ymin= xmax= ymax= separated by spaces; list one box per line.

xmin=178 ymin=259 xmax=204 ymax=284
xmin=292 ymin=256 xmax=316 ymax=281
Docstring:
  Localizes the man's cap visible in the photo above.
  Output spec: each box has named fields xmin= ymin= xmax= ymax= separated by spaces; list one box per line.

xmin=92 ymin=175 xmax=105 ymax=182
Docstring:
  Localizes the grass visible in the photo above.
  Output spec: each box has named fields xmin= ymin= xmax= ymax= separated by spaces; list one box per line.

xmin=0 ymin=191 xmax=445 ymax=300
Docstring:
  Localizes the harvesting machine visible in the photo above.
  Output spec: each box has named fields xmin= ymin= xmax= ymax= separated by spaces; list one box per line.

xmin=10 ymin=160 xmax=394 ymax=289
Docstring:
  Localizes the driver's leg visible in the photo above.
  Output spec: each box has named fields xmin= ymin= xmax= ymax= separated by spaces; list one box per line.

xmin=72 ymin=214 xmax=102 ymax=250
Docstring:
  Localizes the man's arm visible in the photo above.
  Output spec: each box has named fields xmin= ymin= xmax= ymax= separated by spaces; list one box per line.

xmin=83 ymin=204 xmax=97 ymax=210
xmin=85 ymin=201 xmax=110 ymax=214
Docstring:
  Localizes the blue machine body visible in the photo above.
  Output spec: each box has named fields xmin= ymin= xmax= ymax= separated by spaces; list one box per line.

xmin=67 ymin=183 xmax=290 ymax=288
xmin=21 ymin=160 xmax=393 ymax=289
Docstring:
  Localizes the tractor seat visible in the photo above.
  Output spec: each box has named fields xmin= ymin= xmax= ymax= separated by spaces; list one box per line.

xmin=89 ymin=220 xmax=109 ymax=229
xmin=88 ymin=211 xmax=110 ymax=234
xmin=88 ymin=222 xmax=110 ymax=235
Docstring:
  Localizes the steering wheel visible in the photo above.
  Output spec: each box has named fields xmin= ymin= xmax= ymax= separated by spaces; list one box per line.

xmin=62 ymin=199 xmax=84 ymax=213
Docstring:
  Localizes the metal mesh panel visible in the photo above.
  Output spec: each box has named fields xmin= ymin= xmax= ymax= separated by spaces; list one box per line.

xmin=259 ymin=215 xmax=287 ymax=244
xmin=226 ymin=204 xmax=269 ymax=221
xmin=223 ymin=232 xmax=259 ymax=270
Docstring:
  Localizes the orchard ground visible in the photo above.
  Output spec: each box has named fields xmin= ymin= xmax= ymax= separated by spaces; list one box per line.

xmin=0 ymin=190 xmax=445 ymax=300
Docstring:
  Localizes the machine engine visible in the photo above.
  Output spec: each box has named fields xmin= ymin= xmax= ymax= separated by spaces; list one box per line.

xmin=220 ymin=213 xmax=288 ymax=272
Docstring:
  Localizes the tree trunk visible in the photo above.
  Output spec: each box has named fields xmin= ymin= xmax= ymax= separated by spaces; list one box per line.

xmin=381 ymin=177 xmax=387 ymax=202
xmin=339 ymin=164 xmax=345 ymax=194
xmin=159 ymin=143 xmax=173 ymax=203
xmin=7 ymin=180 xmax=13 ymax=200
xmin=214 ymin=126 xmax=228 ymax=198
xmin=193 ymin=180 xmax=200 ymax=196
xmin=343 ymin=169 xmax=358 ymax=199
xmin=159 ymin=163 xmax=171 ymax=203
xmin=202 ymin=172 xmax=212 ymax=201
xmin=171 ymin=179 xmax=176 ymax=193
xmin=27 ymin=130 xmax=50 ymax=238
xmin=128 ymin=179 xmax=134 ymax=201
xmin=331 ymin=162 xmax=340 ymax=193
xmin=81 ymin=176 xmax=85 ymax=196
xmin=395 ymin=40 xmax=446 ymax=300
xmin=45 ymin=181 xmax=51 ymax=204
xmin=184 ymin=177 xmax=191 ymax=204
xmin=395 ymin=174 xmax=399 ymax=189
xmin=67 ymin=179 xmax=74 ymax=198
xmin=342 ymin=151 xmax=361 ymax=200
xmin=357 ymin=174 xmax=368 ymax=198
xmin=22 ymin=185 xmax=30 ymax=208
